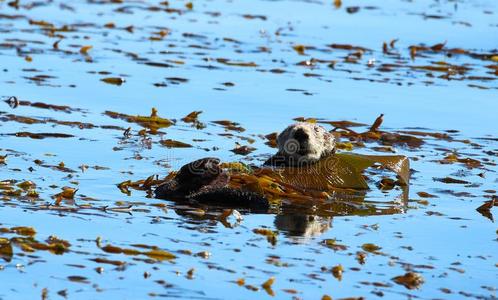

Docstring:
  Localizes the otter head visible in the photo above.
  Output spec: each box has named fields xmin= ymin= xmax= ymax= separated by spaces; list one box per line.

xmin=275 ymin=122 xmax=335 ymax=166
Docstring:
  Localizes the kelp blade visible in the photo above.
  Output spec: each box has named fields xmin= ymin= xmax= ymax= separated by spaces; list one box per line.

xmin=335 ymin=153 xmax=410 ymax=186
xmin=270 ymin=153 xmax=409 ymax=190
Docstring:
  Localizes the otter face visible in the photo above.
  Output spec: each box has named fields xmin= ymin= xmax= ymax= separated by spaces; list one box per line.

xmin=276 ymin=122 xmax=335 ymax=166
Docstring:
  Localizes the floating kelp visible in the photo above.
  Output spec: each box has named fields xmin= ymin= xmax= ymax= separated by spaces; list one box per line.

xmin=105 ymin=108 xmax=174 ymax=133
xmin=100 ymin=77 xmax=125 ymax=85
xmin=3 ymin=97 xmax=84 ymax=113
xmin=99 ymin=243 xmax=176 ymax=261
xmin=2 ymin=132 xmax=75 ymax=139
xmin=160 ymin=139 xmax=193 ymax=148
xmin=0 ymin=227 xmax=71 ymax=261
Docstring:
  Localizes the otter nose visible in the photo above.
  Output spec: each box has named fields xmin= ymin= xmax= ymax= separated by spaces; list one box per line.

xmin=294 ymin=128 xmax=309 ymax=144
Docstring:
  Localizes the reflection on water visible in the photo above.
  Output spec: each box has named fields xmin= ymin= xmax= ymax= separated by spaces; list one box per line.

xmin=275 ymin=214 xmax=332 ymax=239
xmin=166 ymin=181 xmax=409 ymax=241
xmin=275 ymin=185 xmax=408 ymax=238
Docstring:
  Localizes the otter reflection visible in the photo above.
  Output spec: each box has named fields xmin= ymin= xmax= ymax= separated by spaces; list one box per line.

xmin=274 ymin=214 xmax=331 ymax=239
xmin=273 ymin=188 xmax=407 ymax=239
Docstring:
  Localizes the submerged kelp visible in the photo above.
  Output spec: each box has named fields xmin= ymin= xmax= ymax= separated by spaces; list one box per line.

xmin=1 ymin=0 xmax=498 ymax=299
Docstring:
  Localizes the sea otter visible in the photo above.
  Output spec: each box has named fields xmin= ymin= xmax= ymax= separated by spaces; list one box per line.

xmin=154 ymin=123 xmax=409 ymax=210
xmin=155 ymin=123 xmax=335 ymax=209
